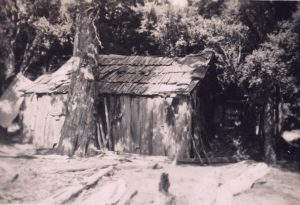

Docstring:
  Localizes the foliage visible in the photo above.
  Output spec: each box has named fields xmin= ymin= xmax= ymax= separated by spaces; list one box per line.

xmin=0 ymin=0 xmax=73 ymax=86
xmin=136 ymin=0 xmax=300 ymax=129
xmin=238 ymin=17 xmax=300 ymax=98
xmin=0 ymin=0 xmax=299 ymax=106
xmin=138 ymin=1 xmax=249 ymax=86
xmin=86 ymin=0 xmax=151 ymax=55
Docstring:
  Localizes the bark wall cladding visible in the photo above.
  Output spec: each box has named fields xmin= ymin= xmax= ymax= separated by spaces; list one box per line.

xmin=97 ymin=95 xmax=191 ymax=159
xmin=21 ymin=94 xmax=67 ymax=148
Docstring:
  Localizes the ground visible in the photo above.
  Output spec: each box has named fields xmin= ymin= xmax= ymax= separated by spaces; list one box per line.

xmin=0 ymin=143 xmax=300 ymax=205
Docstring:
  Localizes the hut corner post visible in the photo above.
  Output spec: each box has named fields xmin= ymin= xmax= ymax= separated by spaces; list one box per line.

xmin=57 ymin=2 xmax=100 ymax=157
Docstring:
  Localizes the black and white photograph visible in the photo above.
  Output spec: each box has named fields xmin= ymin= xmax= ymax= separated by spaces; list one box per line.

xmin=0 ymin=0 xmax=300 ymax=204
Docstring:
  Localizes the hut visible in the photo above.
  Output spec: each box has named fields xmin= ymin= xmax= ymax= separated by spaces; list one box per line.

xmin=21 ymin=51 xmax=218 ymax=161
xmin=20 ymin=57 xmax=80 ymax=147
xmin=94 ymin=52 xmax=217 ymax=161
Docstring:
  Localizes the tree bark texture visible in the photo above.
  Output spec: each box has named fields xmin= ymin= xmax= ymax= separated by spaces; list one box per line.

xmin=57 ymin=2 xmax=100 ymax=156
xmin=19 ymin=31 xmax=42 ymax=74
xmin=263 ymin=97 xmax=277 ymax=165
xmin=58 ymin=62 xmax=98 ymax=156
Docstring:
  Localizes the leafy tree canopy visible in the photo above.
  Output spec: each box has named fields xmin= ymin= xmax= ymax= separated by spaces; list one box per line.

xmin=0 ymin=0 xmax=299 ymax=109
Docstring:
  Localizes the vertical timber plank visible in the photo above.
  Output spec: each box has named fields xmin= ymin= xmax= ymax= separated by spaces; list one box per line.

xmin=123 ymin=96 xmax=132 ymax=152
xmin=34 ymin=95 xmax=49 ymax=148
xmin=44 ymin=95 xmax=54 ymax=148
xmin=22 ymin=94 xmax=34 ymax=143
xmin=142 ymin=98 xmax=153 ymax=155
xmin=107 ymin=95 xmax=114 ymax=150
xmin=174 ymin=97 xmax=190 ymax=160
xmin=130 ymin=96 xmax=140 ymax=153
xmin=164 ymin=97 xmax=177 ymax=159
xmin=30 ymin=94 xmax=38 ymax=143
xmin=117 ymin=95 xmax=125 ymax=152
xmin=138 ymin=97 xmax=147 ymax=155
xmin=152 ymin=97 xmax=165 ymax=155
xmin=105 ymin=95 xmax=110 ymax=149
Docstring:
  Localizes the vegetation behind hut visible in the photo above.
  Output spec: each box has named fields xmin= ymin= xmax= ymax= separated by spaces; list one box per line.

xmin=0 ymin=0 xmax=299 ymax=161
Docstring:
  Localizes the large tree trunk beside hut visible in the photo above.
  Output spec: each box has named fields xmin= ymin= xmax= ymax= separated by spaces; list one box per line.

xmin=58 ymin=63 xmax=98 ymax=156
xmin=57 ymin=2 xmax=100 ymax=156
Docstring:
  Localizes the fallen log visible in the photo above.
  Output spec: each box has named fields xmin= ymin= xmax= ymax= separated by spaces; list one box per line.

xmin=40 ymin=166 xmax=113 ymax=204
xmin=79 ymin=179 xmax=127 ymax=205
xmin=215 ymin=163 xmax=269 ymax=205
xmin=117 ymin=189 xmax=138 ymax=205
xmin=177 ymin=157 xmax=239 ymax=165
xmin=55 ymin=164 xmax=114 ymax=174
xmin=35 ymin=154 xmax=69 ymax=160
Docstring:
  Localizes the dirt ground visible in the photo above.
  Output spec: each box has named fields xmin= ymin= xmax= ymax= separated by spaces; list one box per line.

xmin=0 ymin=143 xmax=300 ymax=205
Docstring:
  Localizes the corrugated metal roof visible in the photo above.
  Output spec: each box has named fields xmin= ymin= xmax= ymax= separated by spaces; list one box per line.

xmin=24 ymin=51 xmax=213 ymax=96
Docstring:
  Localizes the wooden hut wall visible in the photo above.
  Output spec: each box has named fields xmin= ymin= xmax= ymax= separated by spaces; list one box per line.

xmin=97 ymin=95 xmax=192 ymax=159
xmin=191 ymin=86 xmax=213 ymax=160
xmin=21 ymin=93 xmax=67 ymax=148
xmin=190 ymin=69 xmax=218 ymax=161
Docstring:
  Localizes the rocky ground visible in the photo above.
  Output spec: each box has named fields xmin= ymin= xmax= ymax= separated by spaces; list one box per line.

xmin=0 ymin=143 xmax=300 ymax=205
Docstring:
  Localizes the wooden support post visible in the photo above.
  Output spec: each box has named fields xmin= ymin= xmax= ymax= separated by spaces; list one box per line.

xmin=104 ymin=97 xmax=112 ymax=150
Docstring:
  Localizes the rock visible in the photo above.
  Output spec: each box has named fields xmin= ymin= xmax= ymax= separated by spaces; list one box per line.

xmin=152 ymin=163 xmax=163 ymax=170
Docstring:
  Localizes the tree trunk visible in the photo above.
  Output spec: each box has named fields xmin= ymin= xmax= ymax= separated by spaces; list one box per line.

xmin=57 ymin=2 xmax=100 ymax=156
xmin=275 ymin=86 xmax=284 ymax=159
xmin=19 ymin=31 xmax=42 ymax=74
xmin=263 ymin=96 xmax=277 ymax=165
xmin=0 ymin=30 xmax=16 ymax=93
